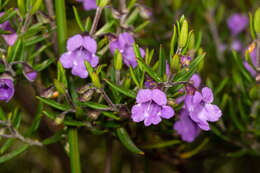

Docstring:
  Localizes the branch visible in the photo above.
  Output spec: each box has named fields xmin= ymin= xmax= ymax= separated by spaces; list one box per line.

xmin=205 ymin=9 xmax=224 ymax=63
xmin=0 ymin=120 xmax=43 ymax=146
xmin=90 ymin=7 xmax=103 ymax=36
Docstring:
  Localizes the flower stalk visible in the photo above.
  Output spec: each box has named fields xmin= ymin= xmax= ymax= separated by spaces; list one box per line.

xmin=55 ymin=0 xmax=81 ymax=172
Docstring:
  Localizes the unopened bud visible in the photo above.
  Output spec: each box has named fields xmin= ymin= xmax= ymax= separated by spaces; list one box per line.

xmin=22 ymin=63 xmax=37 ymax=82
xmin=79 ymin=89 xmax=95 ymax=102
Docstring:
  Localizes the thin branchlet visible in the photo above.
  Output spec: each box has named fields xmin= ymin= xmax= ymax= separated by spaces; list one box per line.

xmin=0 ymin=120 xmax=43 ymax=146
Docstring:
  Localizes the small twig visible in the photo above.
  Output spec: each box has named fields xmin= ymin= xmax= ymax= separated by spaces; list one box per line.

xmin=160 ymin=81 xmax=192 ymax=88
xmin=44 ymin=0 xmax=58 ymax=55
xmin=90 ymin=7 xmax=103 ymax=36
xmin=100 ymin=89 xmax=118 ymax=111
xmin=21 ymin=13 xmax=31 ymax=34
xmin=205 ymin=9 xmax=224 ymax=63
xmin=104 ymin=135 xmax=113 ymax=173
xmin=0 ymin=120 xmax=43 ymax=146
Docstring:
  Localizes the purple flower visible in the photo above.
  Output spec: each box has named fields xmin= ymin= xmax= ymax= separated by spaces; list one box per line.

xmin=110 ymin=32 xmax=145 ymax=68
xmin=174 ymin=109 xmax=200 ymax=142
xmin=0 ymin=74 xmax=14 ymax=102
xmin=131 ymin=89 xmax=174 ymax=126
xmin=185 ymin=87 xmax=222 ymax=131
xmin=227 ymin=13 xmax=248 ymax=36
xmin=59 ymin=34 xmax=99 ymax=78
xmin=0 ymin=12 xmax=17 ymax=46
xmin=231 ymin=39 xmax=242 ymax=52
xmin=244 ymin=48 xmax=257 ymax=77
xmin=176 ymin=73 xmax=201 ymax=104
xmin=76 ymin=0 xmax=97 ymax=11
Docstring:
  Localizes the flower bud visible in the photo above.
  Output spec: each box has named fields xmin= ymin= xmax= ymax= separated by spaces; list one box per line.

xmin=179 ymin=19 xmax=188 ymax=48
xmin=40 ymin=86 xmax=57 ymax=98
xmin=22 ymin=63 xmax=37 ymax=82
xmin=88 ymin=110 xmax=101 ymax=120
xmin=114 ymin=50 xmax=123 ymax=70
xmin=97 ymin=0 xmax=110 ymax=8
xmin=171 ymin=54 xmax=181 ymax=72
xmin=79 ymin=89 xmax=95 ymax=102
xmin=91 ymin=72 xmax=101 ymax=89
xmin=0 ymin=72 xmax=14 ymax=102
xmin=254 ymin=7 xmax=260 ymax=33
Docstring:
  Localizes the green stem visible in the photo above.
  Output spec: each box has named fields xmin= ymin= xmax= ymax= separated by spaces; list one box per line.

xmin=68 ymin=128 xmax=81 ymax=173
xmin=55 ymin=0 xmax=67 ymax=55
xmin=55 ymin=1 xmax=81 ymax=172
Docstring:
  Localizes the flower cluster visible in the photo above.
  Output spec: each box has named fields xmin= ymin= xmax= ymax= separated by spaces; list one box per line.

xmin=59 ymin=34 xmax=99 ymax=78
xmin=109 ymin=32 xmax=145 ymax=68
xmin=174 ymin=75 xmax=222 ymax=142
xmin=131 ymin=89 xmax=174 ymax=126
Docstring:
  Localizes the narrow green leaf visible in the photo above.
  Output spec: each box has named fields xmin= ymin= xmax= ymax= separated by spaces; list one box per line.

xmin=43 ymin=130 xmax=65 ymax=145
xmin=36 ymin=96 xmax=70 ymax=111
xmin=158 ymin=45 xmax=166 ymax=78
xmin=117 ymin=128 xmax=144 ymax=155
xmin=101 ymin=111 xmax=120 ymax=120
xmin=180 ymin=138 xmax=209 ymax=159
xmin=129 ymin=66 xmax=140 ymax=88
xmin=28 ymin=43 xmax=51 ymax=60
xmin=95 ymin=20 xmax=115 ymax=36
xmin=30 ymin=0 xmax=42 ymax=15
xmin=136 ymin=57 xmax=162 ymax=82
xmin=8 ymin=39 xmax=22 ymax=62
xmin=0 ymin=145 xmax=29 ymax=164
xmin=17 ymin=0 xmax=26 ymax=17
xmin=170 ymin=24 xmax=177 ymax=57
xmin=78 ymin=101 xmax=109 ymax=110
xmin=229 ymin=100 xmax=245 ymax=132
xmin=73 ymin=6 xmax=84 ymax=32
xmin=0 ymin=8 xmax=16 ymax=24
xmin=57 ymin=61 xmax=68 ymax=88
xmin=142 ymin=140 xmax=180 ymax=149
xmin=249 ymin=13 xmax=256 ymax=39
xmin=214 ymin=77 xmax=229 ymax=95
xmin=0 ymin=106 xmax=6 ymax=120
xmin=104 ymin=79 xmax=137 ymax=98
xmin=34 ymin=58 xmax=55 ymax=71
xmin=134 ymin=20 xmax=150 ymax=32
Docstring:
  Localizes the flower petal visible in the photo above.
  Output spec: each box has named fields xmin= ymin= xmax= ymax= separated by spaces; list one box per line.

xmin=67 ymin=34 xmax=83 ymax=51
xmin=60 ymin=52 xmax=74 ymax=68
xmin=152 ymin=89 xmax=167 ymax=106
xmin=204 ymin=104 xmax=222 ymax=122
xmin=3 ymin=33 xmax=17 ymax=46
xmin=136 ymin=89 xmax=152 ymax=104
xmin=174 ymin=109 xmax=200 ymax=142
xmin=131 ymin=104 xmax=145 ymax=122
xmin=83 ymin=36 xmax=97 ymax=53
xmin=201 ymin=87 xmax=214 ymax=103
xmin=190 ymin=74 xmax=201 ymax=88
xmin=161 ymin=106 xmax=174 ymax=119
xmin=82 ymin=0 xmax=97 ymax=10
xmin=118 ymin=32 xmax=135 ymax=47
